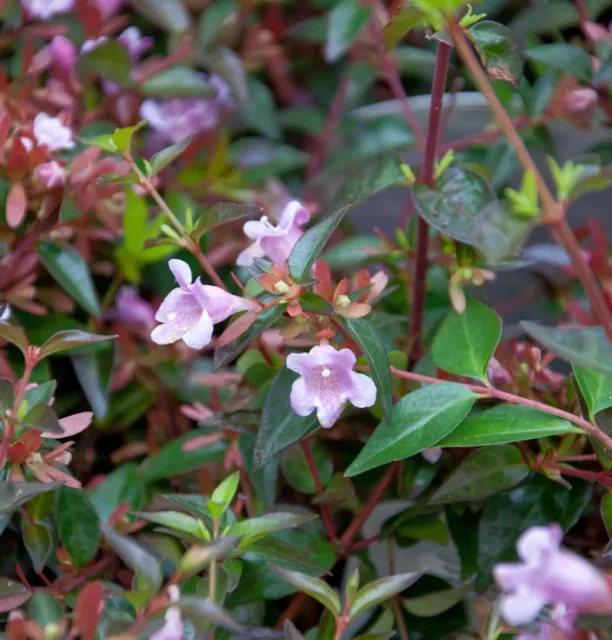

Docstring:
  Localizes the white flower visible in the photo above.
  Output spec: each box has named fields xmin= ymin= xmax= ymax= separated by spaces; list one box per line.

xmin=21 ymin=0 xmax=74 ymax=20
xmin=33 ymin=114 xmax=75 ymax=152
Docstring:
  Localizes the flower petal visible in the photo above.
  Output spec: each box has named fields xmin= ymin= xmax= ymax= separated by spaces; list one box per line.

xmin=290 ymin=377 xmax=316 ymax=418
xmin=278 ymin=200 xmax=310 ymax=230
xmin=168 ymin=259 xmax=192 ymax=289
xmin=196 ymin=282 xmax=255 ymax=324
xmin=500 ymin=588 xmax=548 ymax=626
xmin=347 ymin=372 xmax=377 ymax=408
xmin=182 ymin=311 xmax=214 ymax=349
xmin=47 ymin=412 xmax=93 ymax=439
xmin=151 ymin=323 xmax=183 ymax=345
xmin=314 ymin=396 xmax=345 ymax=429
xmin=517 ymin=524 xmax=562 ymax=564
xmin=236 ymin=241 xmax=266 ymax=267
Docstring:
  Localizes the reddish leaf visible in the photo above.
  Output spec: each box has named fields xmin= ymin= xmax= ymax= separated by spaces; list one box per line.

xmin=6 ymin=183 xmax=28 ymax=229
xmin=0 ymin=578 xmax=31 ymax=614
xmin=7 ymin=138 xmax=29 ymax=178
xmin=216 ymin=310 xmax=259 ymax=347
xmin=73 ymin=581 xmax=104 ymax=640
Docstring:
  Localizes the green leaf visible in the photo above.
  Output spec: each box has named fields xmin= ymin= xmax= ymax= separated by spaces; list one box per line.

xmin=230 ymin=513 xmax=316 ymax=546
xmin=402 ymin=583 xmax=473 ymax=617
xmin=135 ymin=510 xmax=209 ymax=540
xmin=602 ymin=492 xmax=612 ymax=538
xmin=0 ymin=321 xmax=28 ymax=354
xmin=430 ymin=445 xmax=529 ymax=504
xmin=522 ymin=322 xmax=612 ymax=378
xmin=438 ymin=404 xmax=581 ymax=447
xmin=0 ymin=578 xmax=31 ymax=614
xmin=102 ymin=524 xmax=163 ymax=593
xmin=469 ymin=21 xmax=522 ymax=86
xmin=527 ymin=43 xmax=592 ymax=82
xmin=112 ymin=121 xmax=147 ymax=154
xmin=179 ymin=537 xmax=239 ymax=578
xmin=574 ymin=365 xmax=612 ymax=420
xmin=211 ymin=471 xmax=240 ymax=513
xmin=200 ymin=46 xmax=248 ymax=107
xmin=71 ymin=348 xmax=115 ymax=419
xmin=27 ymin=593 xmax=64 ymax=628
xmin=345 ymin=317 xmax=393 ymax=425
xmin=141 ymin=67 xmax=215 ymax=97
xmin=179 ymin=596 xmax=244 ymax=634
xmin=89 ymin=463 xmax=143 ymax=522
xmin=197 ymin=0 xmax=236 ymax=50
xmin=383 ymin=6 xmax=423 ymax=49
xmin=346 ymin=383 xmax=477 ymax=477
xmin=299 ymin=292 xmax=335 ymax=315
xmin=22 ymin=520 xmax=53 ymax=572
xmin=38 ymin=240 xmax=100 ymax=317
xmin=254 ymin=367 xmax=320 ymax=467
xmin=80 ymin=133 xmax=118 ymax=153
xmin=137 ymin=428 xmax=227 ymax=482
xmin=0 ymin=481 xmax=60 ymax=515
xmin=0 ymin=378 xmax=15 ymax=413
xmin=241 ymin=77 xmax=280 ymax=139
xmin=288 ymin=206 xmax=349 ymax=283
xmin=57 ymin=487 xmax=101 ymax=567
xmin=22 ymin=403 xmax=61 ymax=434
xmin=511 ymin=0 xmax=579 ymax=35
xmin=78 ymin=41 xmax=132 ymax=86
xmin=128 ymin=0 xmax=191 ymax=33
xmin=281 ymin=440 xmax=333 ymax=495
xmin=150 ymin=136 xmax=193 ymax=175
xmin=432 ymin=299 xmax=501 ymax=383
xmin=269 ymin=565 xmax=341 ymax=614
xmin=59 ymin=192 xmax=81 ymax=223
xmin=445 ymin=506 xmax=479 ymax=580
xmin=242 ymin=537 xmax=331 ymax=575
xmin=325 ymin=0 xmax=371 ymax=62
xmin=350 ymin=572 xmax=423 ymax=617
xmin=40 ymin=330 xmax=115 ymax=358
xmin=192 ymin=203 xmax=262 ymax=240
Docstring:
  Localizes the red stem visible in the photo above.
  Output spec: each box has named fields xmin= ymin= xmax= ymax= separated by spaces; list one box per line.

xmin=408 ymin=41 xmax=451 ymax=368
xmin=300 ymin=439 xmax=338 ymax=542
xmin=546 ymin=462 xmax=612 ymax=486
xmin=339 ymin=461 xmax=400 ymax=550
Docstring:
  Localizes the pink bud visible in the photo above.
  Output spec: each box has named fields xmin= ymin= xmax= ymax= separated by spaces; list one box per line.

xmin=50 ymin=36 xmax=77 ymax=75
xmin=34 ymin=161 xmax=65 ymax=188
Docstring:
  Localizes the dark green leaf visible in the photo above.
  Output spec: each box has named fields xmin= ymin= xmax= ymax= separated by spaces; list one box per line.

xmin=128 ymin=0 xmax=190 ymax=33
xmin=269 ymin=565 xmax=341 ymax=614
xmin=179 ymin=537 xmax=240 ymax=577
xmin=595 ymin=49 xmax=612 ymax=84
xmin=59 ymin=192 xmax=81 ymax=223
xmin=289 ymin=207 xmax=350 ymax=283
xmin=192 ymin=203 xmax=262 ymax=240
xmin=432 ymin=299 xmax=501 ymax=383
xmin=141 ymin=67 xmax=215 ymax=98
xmin=402 ymin=583 xmax=472 ymax=617
xmin=38 ymin=240 xmax=100 ymax=317
xmin=346 ymin=383 xmax=477 ymax=476
xmin=89 ymin=463 xmax=144 ymax=523
xmin=469 ymin=21 xmax=522 ymax=86
xmin=78 ymin=41 xmax=132 ymax=86
xmin=511 ymin=0 xmax=579 ymax=35
xmin=0 ymin=481 xmax=60 ymax=515
xmin=197 ymin=0 xmax=236 ymax=50
xmin=325 ymin=0 xmax=371 ymax=62
xmin=179 ymin=596 xmax=244 ymax=633
xmin=102 ymin=524 xmax=163 ymax=593
xmin=22 ymin=403 xmax=61 ymax=434
xmin=438 ymin=404 xmax=581 ymax=447
xmin=71 ymin=348 xmax=115 ymax=419
xmin=40 ymin=330 xmax=116 ymax=358
xmin=0 ymin=578 xmax=31 ymax=614
xmin=242 ymin=537 xmax=331 ymax=575
xmin=446 ymin=506 xmax=479 ymax=580
xmin=350 ymin=572 xmax=422 ymax=617
xmin=383 ymin=6 xmax=423 ymax=49
xmin=150 ymin=136 xmax=193 ymax=175
xmin=255 ymin=368 xmax=319 ymax=467
xmin=574 ymin=365 xmax=612 ymax=420
xmin=0 ymin=321 xmax=28 ymax=354
xmin=602 ymin=492 xmax=612 ymax=537
xmin=27 ymin=593 xmax=64 ymax=628
xmin=137 ymin=428 xmax=227 ymax=482
xmin=430 ymin=445 xmax=529 ymax=504
xmin=299 ymin=292 xmax=334 ymax=315
xmin=230 ymin=513 xmax=316 ymax=546
xmin=23 ymin=520 xmax=53 ymax=572
xmin=0 ymin=378 xmax=15 ymax=413
xmin=345 ymin=317 xmax=393 ymax=424
xmin=200 ymin=47 xmax=248 ymax=107
xmin=23 ymin=381 xmax=55 ymax=415
xmin=522 ymin=322 xmax=612 ymax=377
xmin=281 ymin=440 xmax=333 ymax=495
xmin=241 ymin=77 xmax=280 ymax=139
xmin=57 ymin=487 xmax=101 ymax=567
xmin=527 ymin=43 xmax=592 ymax=82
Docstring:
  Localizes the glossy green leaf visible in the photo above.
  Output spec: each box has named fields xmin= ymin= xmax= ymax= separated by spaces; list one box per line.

xmin=128 ymin=0 xmax=190 ymax=32
xmin=383 ymin=6 xmax=423 ymax=49
xmin=255 ymin=367 xmax=320 ymax=467
xmin=38 ymin=240 xmax=100 ymax=317
xmin=430 ymin=445 xmax=529 ymax=504
xmin=299 ymin=292 xmax=334 ymax=315
xmin=71 ymin=348 xmax=115 ymax=419
xmin=445 ymin=506 xmax=479 ymax=580
xmin=192 ymin=203 xmax=261 ymax=240
xmin=345 ymin=317 xmax=393 ymax=425
xmin=40 ymin=330 xmax=116 ymax=358
xmin=22 ymin=381 xmax=55 ymax=414
xmin=197 ymin=0 xmax=236 ymax=50
xmin=78 ymin=41 xmax=132 ymax=86
xmin=137 ymin=428 xmax=227 ymax=482
xmin=230 ymin=513 xmax=316 ymax=546
xmin=402 ymin=583 xmax=473 ymax=617
xmin=245 ymin=537 xmax=332 ymax=575
xmin=602 ymin=492 xmax=612 ymax=538
xmin=211 ymin=472 xmax=240 ymax=513
xmin=80 ymin=133 xmax=118 ymax=153
xmin=281 ymin=440 xmax=333 ymax=495
xmin=134 ymin=510 xmax=208 ymax=540
xmin=469 ymin=21 xmax=522 ymax=86
xmin=27 ymin=593 xmax=64 ymax=628
xmin=0 ymin=378 xmax=15 ymax=413
xmin=141 ymin=67 xmax=215 ymax=97
xmin=350 ymin=572 xmax=423 ymax=617
xmin=179 ymin=536 xmax=239 ymax=578
xmin=270 ymin=564 xmax=341 ymax=614
xmin=0 ymin=481 xmax=60 ymax=515
xmin=289 ymin=207 xmax=350 ymax=283
xmin=574 ymin=365 xmax=612 ymax=420
xmin=432 ymin=299 xmax=501 ymax=383
xmin=102 ymin=524 xmax=163 ymax=593
xmin=23 ymin=520 xmax=53 ymax=572
xmin=22 ymin=403 xmax=61 ymax=434
xmin=200 ymin=46 xmax=248 ymax=107
xmin=89 ymin=463 xmax=143 ymax=523
xmin=111 ymin=121 xmax=147 ymax=154
xmin=527 ymin=43 xmax=592 ymax=82
xmin=396 ymin=514 xmax=449 ymax=544
xmin=523 ymin=322 xmax=612 ymax=378
xmin=438 ymin=404 xmax=581 ymax=447
xmin=150 ymin=135 xmax=193 ymax=175
xmin=57 ymin=487 xmax=101 ymax=567
xmin=0 ymin=578 xmax=31 ymax=614
xmin=325 ymin=0 xmax=371 ymax=62
xmin=346 ymin=383 xmax=477 ymax=476
xmin=241 ymin=77 xmax=280 ymax=139
xmin=179 ymin=596 xmax=244 ymax=633
xmin=0 ymin=322 xmax=28 ymax=354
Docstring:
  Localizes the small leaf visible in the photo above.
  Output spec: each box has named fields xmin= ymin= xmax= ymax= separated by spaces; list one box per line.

xmin=102 ymin=524 xmax=163 ymax=593
xmin=255 ymin=367 xmax=319 ymax=467
xmin=350 ymin=572 xmax=423 ymax=617
xmin=179 ymin=596 xmax=245 ymax=633
xmin=469 ymin=21 xmax=522 ymax=86
xmin=23 ymin=520 xmax=53 ymax=572
xmin=150 ymin=135 xmax=193 ymax=175
xmin=432 ymin=299 xmax=502 ymax=383
xmin=71 ymin=349 xmax=115 ymax=419
xmin=59 ymin=192 xmax=81 ymax=223
xmin=402 ymin=583 xmax=473 ymax=617
xmin=299 ymin=293 xmax=335 ymax=315
xmin=522 ymin=322 xmax=612 ymax=378
xmin=0 ymin=321 xmax=28 ymax=354
xmin=289 ymin=207 xmax=350 ymax=283
xmin=345 ymin=317 xmax=393 ymax=425
xmin=134 ymin=510 xmax=208 ymax=539
xmin=346 ymin=383 xmax=477 ymax=477
xmin=229 ymin=513 xmax=316 ymax=546
xmin=211 ymin=471 xmax=240 ymax=512
xmin=269 ymin=564 xmax=341 ymax=614
xmin=192 ymin=203 xmax=262 ymax=240
xmin=197 ymin=0 xmax=236 ymax=51
xmin=430 ymin=445 xmax=529 ymax=504
xmin=22 ymin=403 xmax=61 ymax=434
xmin=78 ymin=41 xmax=132 ymax=86
xmin=38 ymin=240 xmax=100 ymax=317
xmin=383 ymin=6 xmax=423 ymax=49
xmin=112 ymin=121 xmax=147 ymax=154
xmin=40 ymin=330 xmax=116 ymax=358
xmin=325 ymin=0 xmax=371 ymax=62
xmin=80 ymin=133 xmax=118 ymax=153
xmin=128 ymin=0 xmax=191 ymax=33
xmin=27 ymin=593 xmax=64 ymax=628
xmin=0 ymin=378 xmax=15 ymax=413
xmin=574 ymin=365 xmax=612 ymax=421
xmin=179 ymin=536 xmax=240 ymax=577
xmin=6 ymin=182 xmax=27 ymax=229
xmin=241 ymin=77 xmax=280 ymax=139
xmin=57 ymin=487 xmax=101 ymax=567
xmin=141 ymin=67 xmax=215 ymax=97
xmin=0 ymin=578 xmax=31 ymax=614
xmin=281 ymin=440 xmax=333 ymax=495
xmin=527 ymin=43 xmax=592 ymax=82
xmin=0 ymin=481 xmax=60 ymax=514
xmin=438 ymin=404 xmax=581 ymax=447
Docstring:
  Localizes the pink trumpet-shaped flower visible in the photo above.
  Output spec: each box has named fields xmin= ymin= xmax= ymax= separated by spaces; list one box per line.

xmin=151 ymin=586 xmax=184 ymax=640
xmin=237 ymin=200 xmax=310 ymax=267
xmin=108 ymin=286 xmax=156 ymax=330
xmin=50 ymin=36 xmax=77 ymax=75
xmin=32 ymin=113 xmax=75 ymax=152
xmin=286 ymin=343 xmax=377 ymax=428
xmin=34 ymin=161 xmax=66 ymax=188
xmin=494 ymin=524 xmax=611 ymax=627
xmin=151 ymin=259 xmax=255 ymax=349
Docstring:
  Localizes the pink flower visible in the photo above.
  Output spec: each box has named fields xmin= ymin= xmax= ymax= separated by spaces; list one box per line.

xmin=237 ymin=201 xmax=310 ymax=267
xmin=584 ymin=20 xmax=612 ymax=41
xmin=118 ymin=27 xmax=153 ymax=61
xmin=50 ymin=36 xmax=77 ymax=75
xmin=487 ymin=356 xmax=512 ymax=386
xmin=34 ymin=161 xmax=65 ymax=188
xmin=95 ymin=0 xmax=123 ymax=18
xmin=108 ymin=286 xmax=156 ymax=330
xmin=151 ymin=586 xmax=183 ymax=640
xmin=493 ymin=524 xmax=611 ymax=627
xmin=421 ymin=448 xmax=442 ymax=464
xmin=81 ymin=36 xmax=108 ymax=54
xmin=33 ymin=113 xmax=75 ymax=152
xmin=151 ymin=259 xmax=255 ymax=349
xmin=286 ymin=343 xmax=377 ymax=428
xmin=21 ymin=0 xmax=74 ymax=20
xmin=564 ymin=87 xmax=598 ymax=114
